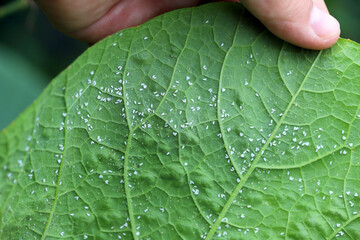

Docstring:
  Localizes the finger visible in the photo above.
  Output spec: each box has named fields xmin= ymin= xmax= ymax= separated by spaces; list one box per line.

xmin=34 ymin=0 xmax=118 ymax=33
xmin=35 ymin=0 xmax=203 ymax=43
xmin=241 ymin=0 xmax=340 ymax=50
xmin=66 ymin=0 xmax=202 ymax=43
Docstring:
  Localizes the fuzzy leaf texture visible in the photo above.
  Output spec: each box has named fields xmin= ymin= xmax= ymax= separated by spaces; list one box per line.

xmin=1 ymin=2 xmax=360 ymax=239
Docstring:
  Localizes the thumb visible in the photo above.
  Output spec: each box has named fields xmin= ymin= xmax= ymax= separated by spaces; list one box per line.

xmin=241 ymin=0 xmax=340 ymax=50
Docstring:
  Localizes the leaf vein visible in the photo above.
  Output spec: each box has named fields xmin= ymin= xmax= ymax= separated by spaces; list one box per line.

xmin=205 ymin=46 xmax=323 ymax=239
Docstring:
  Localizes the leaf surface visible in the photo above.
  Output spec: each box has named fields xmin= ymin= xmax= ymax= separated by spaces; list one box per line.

xmin=1 ymin=2 xmax=360 ymax=239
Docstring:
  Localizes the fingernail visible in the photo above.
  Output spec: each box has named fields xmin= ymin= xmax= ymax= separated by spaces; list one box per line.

xmin=310 ymin=6 xmax=340 ymax=40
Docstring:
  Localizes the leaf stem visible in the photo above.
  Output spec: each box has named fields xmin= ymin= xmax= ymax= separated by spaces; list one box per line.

xmin=0 ymin=0 xmax=28 ymax=19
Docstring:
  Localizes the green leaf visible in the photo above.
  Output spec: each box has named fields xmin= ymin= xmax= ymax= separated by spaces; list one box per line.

xmin=1 ymin=2 xmax=360 ymax=239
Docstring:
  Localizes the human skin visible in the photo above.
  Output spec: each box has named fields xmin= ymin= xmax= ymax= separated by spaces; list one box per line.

xmin=35 ymin=0 xmax=340 ymax=50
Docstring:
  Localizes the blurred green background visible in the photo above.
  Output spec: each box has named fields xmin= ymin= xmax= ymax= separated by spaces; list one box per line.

xmin=0 ymin=0 xmax=359 ymax=130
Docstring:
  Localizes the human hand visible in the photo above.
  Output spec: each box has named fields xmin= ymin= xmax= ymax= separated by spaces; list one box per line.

xmin=35 ymin=0 xmax=340 ymax=50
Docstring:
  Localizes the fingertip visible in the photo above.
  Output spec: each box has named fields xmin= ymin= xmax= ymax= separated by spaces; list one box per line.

xmin=241 ymin=0 xmax=341 ymax=50
xmin=265 ymin=19 xmax=340 ymax=51
xmin=310 ymin=5 xmax=340 ymax=49
xmin=288 ymin=6 xmax=341 ymax=50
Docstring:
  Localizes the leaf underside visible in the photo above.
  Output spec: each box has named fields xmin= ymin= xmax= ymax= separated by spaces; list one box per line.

xmin=1 ymin=2 xmax=360 ymax=239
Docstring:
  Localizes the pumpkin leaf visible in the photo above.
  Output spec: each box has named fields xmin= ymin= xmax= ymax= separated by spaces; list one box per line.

xmin=1 ymin=2 xmax=360 ymax=239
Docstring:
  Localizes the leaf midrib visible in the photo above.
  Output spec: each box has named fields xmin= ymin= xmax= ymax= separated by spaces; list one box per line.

xmin=216 ymin=8 xmax=244 ymax=180
xmin=40 ymin=40 xmax=109 ymax=239
xmin=122 ymin=9 xmax=196 ymax=239
xmin=205 ymin=47 xmax=322 ymax=239
xmin=121 ymin=26 xmax=140 ymax=240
